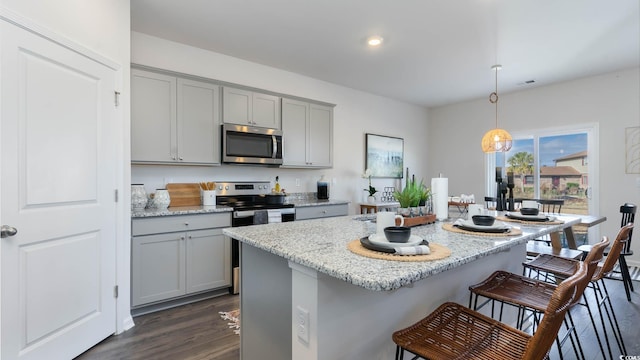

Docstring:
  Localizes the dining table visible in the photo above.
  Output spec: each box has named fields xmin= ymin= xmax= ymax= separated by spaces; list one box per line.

xmin=224 ymin=211 xmax=584 ymax=360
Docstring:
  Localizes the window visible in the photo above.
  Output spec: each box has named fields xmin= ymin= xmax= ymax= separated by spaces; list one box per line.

xmin=487 ymin=125 xmax=598 ymax=215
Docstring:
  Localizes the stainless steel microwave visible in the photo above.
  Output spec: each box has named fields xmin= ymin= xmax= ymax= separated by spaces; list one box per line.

xmin=222 ymin=124 xmax=283 ymax=165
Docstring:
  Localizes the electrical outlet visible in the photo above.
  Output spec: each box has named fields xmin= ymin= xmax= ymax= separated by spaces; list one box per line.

xmin=163 ymin=178 xmax=173 ymax=186
xmin=296 ymin=306 xmax=309 ymax=343
xmin=296 ymin=178 xmax=301 ymax=187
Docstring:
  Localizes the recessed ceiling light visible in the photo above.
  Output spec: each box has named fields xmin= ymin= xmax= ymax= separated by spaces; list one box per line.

xmin=367 ymin=36 xmax=383 ymax=47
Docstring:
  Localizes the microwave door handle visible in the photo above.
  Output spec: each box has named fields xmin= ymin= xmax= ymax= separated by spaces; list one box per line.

xmin=272 ymin=135 xmax=277 ymax=158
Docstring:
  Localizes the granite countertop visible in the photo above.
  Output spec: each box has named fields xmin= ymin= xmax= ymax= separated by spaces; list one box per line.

xmin=131 ymin=205 xmax=233 ymax=218
xmin=223 ymin=214 xmax=581 ymax=291
xmin=131 ymin=199 xmax=347 ymax=218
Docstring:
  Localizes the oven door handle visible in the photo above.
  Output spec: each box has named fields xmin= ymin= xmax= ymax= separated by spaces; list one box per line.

xmin=234 ymin=210 xmax=256 ymax=218
xmin=272 ymin=135 xmax=277 ymax=159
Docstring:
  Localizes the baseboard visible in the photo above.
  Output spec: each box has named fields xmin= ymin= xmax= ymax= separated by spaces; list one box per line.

xmin=131 ymin=288 xmax=230 ymax=317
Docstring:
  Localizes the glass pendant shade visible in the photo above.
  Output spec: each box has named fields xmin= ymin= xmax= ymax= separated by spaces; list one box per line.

xmin=481 ymin=128 xmax=512 ymax=153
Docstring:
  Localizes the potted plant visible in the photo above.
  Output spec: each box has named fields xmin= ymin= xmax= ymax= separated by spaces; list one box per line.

xmin=362 ymin=169 xmax=377 ymax=203
xmin=394 ymin=177 xmax=432 ymax=217
xmin=394 ymin=177 xmax=419 ymax=216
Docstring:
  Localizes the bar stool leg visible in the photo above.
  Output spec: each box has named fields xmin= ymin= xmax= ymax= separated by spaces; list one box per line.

xmin=618 ymin=255 xmax=634 ymax=301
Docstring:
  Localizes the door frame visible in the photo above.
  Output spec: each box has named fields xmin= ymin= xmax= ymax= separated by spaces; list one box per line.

xmin=0 ymin=5 xmax=133 ymax=336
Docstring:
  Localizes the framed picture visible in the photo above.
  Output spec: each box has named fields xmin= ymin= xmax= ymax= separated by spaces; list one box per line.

xmin=365 ymin=133 xmax=404 ymax=178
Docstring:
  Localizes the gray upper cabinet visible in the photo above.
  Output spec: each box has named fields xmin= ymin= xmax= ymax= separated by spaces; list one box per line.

xmin=131 ymin=68 xmax=220 ymax=165
xmin=223 ymin=87 xmax=281 ymax=129
xmin=282 ymin=98 xmax=333 ymax=168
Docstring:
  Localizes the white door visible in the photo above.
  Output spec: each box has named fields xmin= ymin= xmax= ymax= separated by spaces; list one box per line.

xmin=1 ymin=19 xmax=117 ymax=360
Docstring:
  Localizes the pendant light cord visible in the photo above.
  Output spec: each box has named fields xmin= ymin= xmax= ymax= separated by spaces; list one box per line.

xmin=489 ymin=65 xmax=500 ymax=128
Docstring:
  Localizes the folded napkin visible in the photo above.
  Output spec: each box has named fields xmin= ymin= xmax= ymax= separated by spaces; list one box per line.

xmin=395 ymin=245 xmax=431 ymax=255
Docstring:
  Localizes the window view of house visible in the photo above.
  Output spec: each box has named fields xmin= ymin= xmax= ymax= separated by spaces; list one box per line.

xmin=497 ymin=132 xmax=589 ymax=214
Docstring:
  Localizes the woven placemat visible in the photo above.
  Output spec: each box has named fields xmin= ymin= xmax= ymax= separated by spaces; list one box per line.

xmin=442 ymin=223 xmax=522 ymax=237
xmin=347 ymin=239 xmax=451 ymax=262
xmin=496 ymin=215 xmax=564 ymax=225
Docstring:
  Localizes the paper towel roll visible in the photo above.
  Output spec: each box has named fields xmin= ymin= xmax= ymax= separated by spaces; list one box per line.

xmin=431 ymin=177 xmax=449 ymax=220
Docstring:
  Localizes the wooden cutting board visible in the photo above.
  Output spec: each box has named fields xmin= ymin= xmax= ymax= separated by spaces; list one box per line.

xmin=166 ymin=183 xmax=201 ymax=207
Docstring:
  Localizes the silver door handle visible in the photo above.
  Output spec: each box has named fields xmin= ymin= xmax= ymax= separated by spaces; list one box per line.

xmin=272 ymin=135 xmax=277 ymax=158
xmin=1 ymin=225 xmax=17 ymax=238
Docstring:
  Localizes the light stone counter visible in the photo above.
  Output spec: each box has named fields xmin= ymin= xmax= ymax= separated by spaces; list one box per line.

xmin=131 ymin=205 xmax=233 ymax=218
xmin=223 ymin=213 xmax=580 ymax=291
xmin=229 ymin=212 xmax=582 ymax=360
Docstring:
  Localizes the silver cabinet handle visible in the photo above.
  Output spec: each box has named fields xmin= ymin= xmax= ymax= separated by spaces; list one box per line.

xmin=1 ymin=225 xmax=17 ymax=238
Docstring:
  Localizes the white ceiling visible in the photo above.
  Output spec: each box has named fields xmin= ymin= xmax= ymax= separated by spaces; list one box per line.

xmin=131 ymin=0 xmax=640 ymax=108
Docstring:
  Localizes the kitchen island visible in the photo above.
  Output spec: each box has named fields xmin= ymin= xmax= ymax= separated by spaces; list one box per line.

xmin=223 ymin=213 xmax=581 ymax=360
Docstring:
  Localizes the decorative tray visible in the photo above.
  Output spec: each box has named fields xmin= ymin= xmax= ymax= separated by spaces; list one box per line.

xmin=397 ymin=214 xmax=437 ymax=227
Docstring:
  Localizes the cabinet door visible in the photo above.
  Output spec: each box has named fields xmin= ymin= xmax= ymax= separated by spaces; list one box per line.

xmin=252 ymin=92 xmax=281 ymax=129
xmin=132 ymin=232 xmax=186 ymax=307
xmin=131 ymin=69 xmax=177 ymax=162
xmin=185 ymin=229 xmax=231 ymax=293
xmin=308 ymin=104 xmax=333 ymax=167
xmin=281 ymin=98 xmax=309 ymax=166
xmin=223 ymin=87 xmax=252 ymax=125
xmin=177 ymin=79 xmax=220 ymax=164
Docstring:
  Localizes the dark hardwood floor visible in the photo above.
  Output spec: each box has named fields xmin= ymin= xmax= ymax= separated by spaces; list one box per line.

xmin=76 ymin=279 xmax=639 ymax=360
xmin=75 ymin=294 xmax=239 ymax=360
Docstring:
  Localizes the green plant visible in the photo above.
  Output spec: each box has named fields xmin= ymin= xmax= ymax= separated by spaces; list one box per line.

xmin=394 ymin=177 xmax=429 ymax=208
xmin=418 ymin=180 xmax=432 ymax=205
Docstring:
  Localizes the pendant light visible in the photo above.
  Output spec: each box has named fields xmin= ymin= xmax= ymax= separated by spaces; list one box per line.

xmin=481 ymin=65 xmax=512 ymax=153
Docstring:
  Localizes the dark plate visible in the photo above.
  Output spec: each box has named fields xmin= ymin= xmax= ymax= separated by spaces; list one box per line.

xmin=455 ymin=224 xmax=511 ymax=233
xmin=506 ymin=213 xmax=550 ymax=222
xmin=360 ymin=237 xmax=429 ymax=253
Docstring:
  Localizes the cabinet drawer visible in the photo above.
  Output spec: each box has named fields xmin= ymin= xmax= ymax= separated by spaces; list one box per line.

xmin=295 ymin=204 xmax=348 ymax=220
xmin=132 ymin=213 xmax=231 ymax=236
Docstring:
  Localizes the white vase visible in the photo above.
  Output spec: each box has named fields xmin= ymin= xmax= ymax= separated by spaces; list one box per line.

xmin=367 ymin=195 xmax=376 ymax=204
xmin=152 ymin=189 xmax=171 ymax=209
xmin=131 ymin=184 xmax=147 ymax=210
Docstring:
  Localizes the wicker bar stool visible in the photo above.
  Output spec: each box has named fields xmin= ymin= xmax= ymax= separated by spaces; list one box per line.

xmin=523 ymin=223 xmax=633 ymax=359
xmin=467 ymin=237 xmax=607 ymax=360
xmin=392 ymin=262 xmax=589 ymax=360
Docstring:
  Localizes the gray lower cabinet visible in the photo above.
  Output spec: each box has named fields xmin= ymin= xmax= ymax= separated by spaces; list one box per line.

xmin=131 ymin=213 xmax=231 ymax=307
xmin=295 ymin=204 xmax=348 ymax=220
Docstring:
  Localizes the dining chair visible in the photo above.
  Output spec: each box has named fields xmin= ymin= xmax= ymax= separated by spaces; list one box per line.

xmin=577 ymin=203 xmax=636 ymax=301
xmin=538 ymin=199 xmax=564 ymax=213
xmin=523 ymin=223 xmax=634 ymax=359
xmin=392 ymin=261 xmax=589 ymax=360
xmin=525 ymin=198 xmax=567 ymax=255
xmin=484 ymin=196 xmax=497 ymax=209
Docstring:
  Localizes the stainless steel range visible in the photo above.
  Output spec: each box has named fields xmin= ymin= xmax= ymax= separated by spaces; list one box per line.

xmin=216 ymin=181 xmax=295 ymax=293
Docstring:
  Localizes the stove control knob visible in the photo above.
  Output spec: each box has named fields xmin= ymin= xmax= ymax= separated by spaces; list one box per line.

xmin=218 ymin=185 xmax=223 ymax=190
xmin=225 ymin=185 xmax=229 ymax=190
